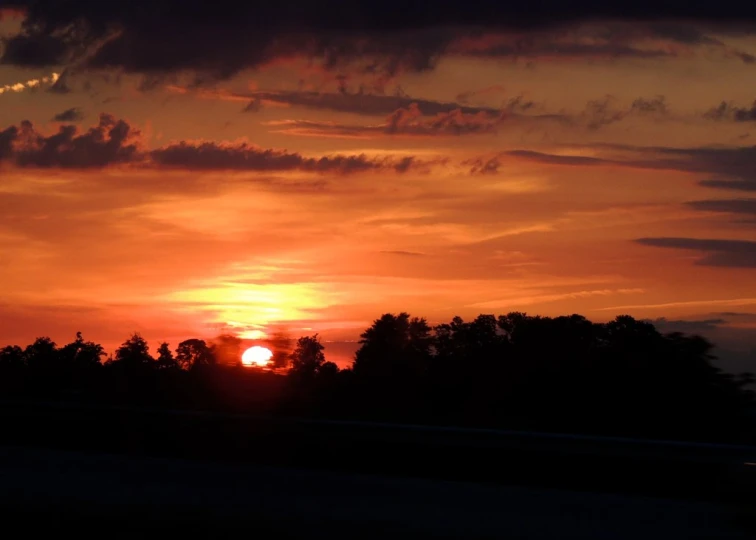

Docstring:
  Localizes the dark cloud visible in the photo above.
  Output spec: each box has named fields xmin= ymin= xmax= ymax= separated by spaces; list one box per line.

xmin=52 ymin=107 xmax=85 ymax=122
xmin=0 ymin=32 xmax=70 ymax=67
xmin=384 ymin=104 xmax=503 ymax=136
xmin=456 ymin=85 xmax=507 ymax=104
xmin=648 ymin=317 xmax=727 ymax=333
xmin=507 ymin=150 xmax=611 ymax=166
xmin=583 ymin=98 xmax=627 ymax=129
xmin=0 ymin=113 xmax=140 ymax=168
xmin=630 ymin=95 xmax=668 ymax=115
xmin=269 ymin=109 xmax=504 ymax=138
xmin=239 ymin=89 xmax=503 ymax=117
xmin=267 ymin=101 xmax=562 ymax=138
xmin=699 ymin=178 xmax=756 ymax=192
xmin=647 ymin=145 xmax=756 ymax=180
xmin=726 ymin=101 xmax=755 ymax=122
xmin=47 ymin=69 xmax=72 ymax=94
xmin=465 ymin=156 xmax=506 ymax=175
xmin=496 ymin=143 xmax=756 ymax=192
xmin=0 ymin=126 xmax=16 ymax=161
xmin=705 ymin=100 xmax=756 ymax=122
xmin=0 ymin=114 xmax=429 ymax=173
xmin=714 ymin=312 xmax=756 ymax=318
xmin=3 ymin=1 xmax=756 ymax=82
xmin=149 ymin=141 xmax=425 ymax=174
xmin=465 ymin=149 xmax=618 ymax=175
xmin=583 ymin=95 xmax=668 ymax=129
xmin=686 ymin=198 xmax=756 ymax=217
xmin=734 ymin=51 xmax=756 ymax=63
xmin=635 ymin=237 xmax=756 ymax=268
xmin=454 ymin=37 xmax=671 ymax=61
xmin=242 ymin=98 xmax=262 ymax=113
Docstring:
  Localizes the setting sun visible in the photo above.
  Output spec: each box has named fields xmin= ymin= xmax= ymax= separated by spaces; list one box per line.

xmin=241 ymin=346 xmax=273 ymax=367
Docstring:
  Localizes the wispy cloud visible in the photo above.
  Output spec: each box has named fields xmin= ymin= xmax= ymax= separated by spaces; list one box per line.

xmin=596 ymin=298 xmax=756 ymax=311
xmin=0 ymin=72 xmax=59 ymax=95
xmin=0 ymin=114 xmax=439 ymax=174
xmin=635 ymin=237 xmax=756 ymax=268
xmin=469 ymin=288 xmax=645 ymax=309
xmin=267 ymin=102 xmax=563 ymax=139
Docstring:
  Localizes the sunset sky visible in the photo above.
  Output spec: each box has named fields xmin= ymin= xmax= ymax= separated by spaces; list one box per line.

xmin=1 ymin=1 xmax=755 ymax=369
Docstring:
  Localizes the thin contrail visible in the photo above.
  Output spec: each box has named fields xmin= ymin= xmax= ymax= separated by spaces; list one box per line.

xmin=0 ymin=72 xmax=60 ymax=95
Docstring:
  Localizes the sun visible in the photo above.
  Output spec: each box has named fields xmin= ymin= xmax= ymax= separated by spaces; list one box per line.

xmin=241 ymin=345 xmax=273 ymax=367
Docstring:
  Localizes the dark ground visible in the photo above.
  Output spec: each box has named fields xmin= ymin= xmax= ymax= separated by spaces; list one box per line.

xmin=1 ymin=446 xmax=755 ymax=539
xmin=1 ymin=402 xmax=755 ymax=538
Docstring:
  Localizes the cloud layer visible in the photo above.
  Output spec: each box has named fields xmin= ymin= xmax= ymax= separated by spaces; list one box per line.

xmin=0 ymin=113 xmax=139 ymax=168
xmin=0 ymin=115 xmax=431 ymax=173
xmin=636 ymin=237 xmax=756 ymax=268
xmin=4 ymin=2 xmax=756 ymax=82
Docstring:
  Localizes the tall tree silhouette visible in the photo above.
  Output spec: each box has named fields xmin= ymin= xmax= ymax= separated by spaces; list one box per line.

xmin=176 ymin=339 xmax=215 ymax=370
xmin=0 ymin=345 xmax=24 ymax=369
xmin=289 ymin=334 xmax=326 ymax=380
xmin=156 ymin=342 xmax=178 ymax=370
xmin=352 ymin=313 xmax=433 ymax=419
xmin=24 ymin=337 xmax=58 ymax=374
xmin=353 ymin=313 xmax=432 ymax=380
xmin=431 ymin=315 xmax=510 ymax=421
xmin=59 ymin=332 xmax=105 ymax=371
xmin=0 ymin=345 xmax=25 ymax=395
xmin=269 ymin=329 xmax=294 ymax=370
xmin=111 ymin=333 xmax=153 ymax=367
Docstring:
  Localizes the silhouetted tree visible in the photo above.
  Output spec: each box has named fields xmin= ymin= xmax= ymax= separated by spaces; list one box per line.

xmin=59 ymin=332 xmax=105 ymax=371
xmin=0 ymin=345 xmax=26 ymax=395
xmin=111 ymin=333 xmax=153 ymax=368
xmin=24 ymin=337 xmax=58 ymax=374
xmin=155 ymin=342 xmax=178 ymax=370
xmin=268 ymin=329 xmax=294 ymax=370
xmin=350 ymin=313 xmax=433 ymax=420
xmin=270 ymin=350 xmax=289 ymax=370
xmin=176 ymin=338 xmax=215 ymax=370
xmin=289 ymin=335 xmax=326 ymax=380
xmin=318 ymin=361 xmax=340 ymax=378
xmin=0 ymin=310 xmax=753 ymax=443
xmin=0 ymin=345 xmax=24 ymax=369
xmin=353 ymin=313 xmax=432 ymax=380
xmin=431 ymin=315 xmax=510 ymax=421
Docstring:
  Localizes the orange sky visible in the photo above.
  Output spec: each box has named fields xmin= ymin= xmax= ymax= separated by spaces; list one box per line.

xmin=0 ymin=6 xmax=755 ymax=369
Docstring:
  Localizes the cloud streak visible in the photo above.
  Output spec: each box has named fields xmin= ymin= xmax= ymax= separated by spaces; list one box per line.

xmin=483 ymin=143 xmax=756 ymax=192
xmin=705 ymin=100 xmax=756 ymax=122
xmin=151 ymin=141 xmax=425 ymax=174
xmin=0 ymin=71 xmax=58 ymax=95
xmin=235 ymin=89 xmax=521 ymax=117
xmin=267 ymin=102 xmax=563 ymax=138
xmin=0 ymin=113 xmax=140 ymax=168
xmin=635 ymin=237 xmax=756 ymax=268
xmin=0 ymin=115 xmax=434 ymax=174
xmin=52 ymin=107 xmax=85 ymax=122
xmin=686 ymin=198 xmax=756 ymax=218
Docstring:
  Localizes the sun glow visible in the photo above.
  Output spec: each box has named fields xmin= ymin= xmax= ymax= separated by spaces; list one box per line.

xmin=241 ymin=345 xmax=273 ymax=367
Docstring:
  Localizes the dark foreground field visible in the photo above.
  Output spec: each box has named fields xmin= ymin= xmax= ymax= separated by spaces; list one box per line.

xmin=1 ymin=402 xmax=755 ymax=538
xmin=2 ymin=445 xmax=755 ymax=539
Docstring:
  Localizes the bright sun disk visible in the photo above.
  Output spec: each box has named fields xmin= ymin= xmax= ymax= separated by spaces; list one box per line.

xmin=241 ymin=345 xmax=273 ymax=367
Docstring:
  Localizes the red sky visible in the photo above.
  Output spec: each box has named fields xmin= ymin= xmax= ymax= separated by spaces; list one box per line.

xmin=0 ymin=3 xmax=755 ymax=369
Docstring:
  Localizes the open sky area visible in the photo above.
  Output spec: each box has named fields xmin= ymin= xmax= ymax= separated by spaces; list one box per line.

xmin=0 ymin=1 xmax=755 ymax=369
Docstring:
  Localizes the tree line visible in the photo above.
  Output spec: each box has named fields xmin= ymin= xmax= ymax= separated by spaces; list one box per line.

xmin=1 ymin=312 xmax=754 ymax=443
